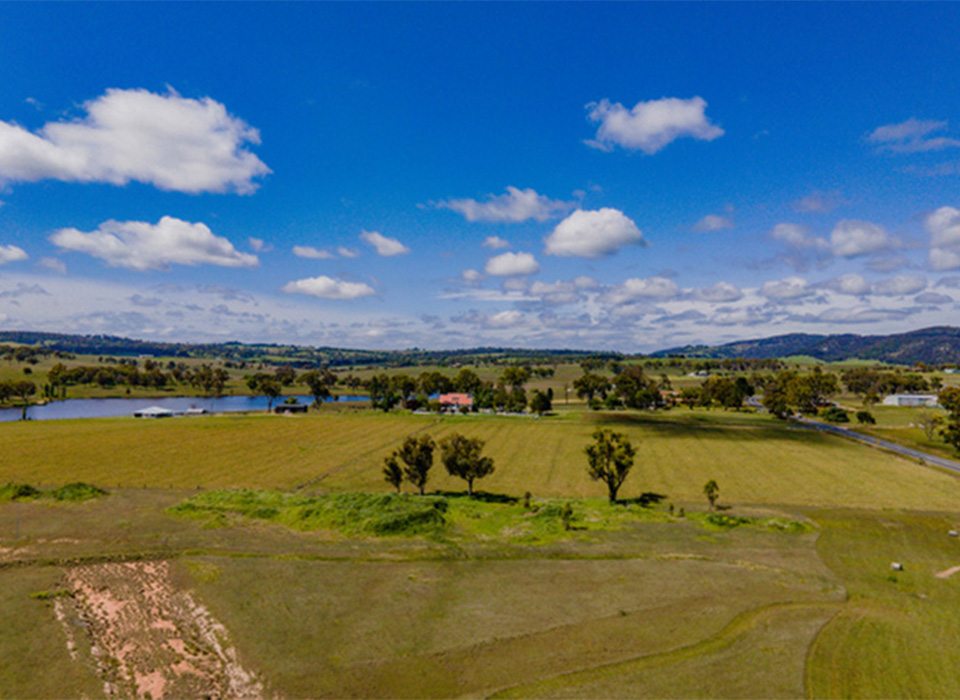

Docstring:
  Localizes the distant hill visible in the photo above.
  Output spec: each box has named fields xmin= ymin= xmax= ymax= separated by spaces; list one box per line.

xmin=653 ymin=326 xmax=960 ymax=365
xmin=0 ymin=331 xmax=610 ymax=369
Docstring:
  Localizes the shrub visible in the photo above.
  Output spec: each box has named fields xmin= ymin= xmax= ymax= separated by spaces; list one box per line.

xmin=48 ymin=482 xmax=108 ymax=501
xmin=0 ymin=483 xmax=41 ymax=501
xmin=821 ymin=406 xmax=850 ymax=423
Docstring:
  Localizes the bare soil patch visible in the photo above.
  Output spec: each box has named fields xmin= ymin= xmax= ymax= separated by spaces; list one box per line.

xmin=935 ymin=565 xmax=960 ymax=579
xmin=54 ymin=560 xmax=263 ymax=699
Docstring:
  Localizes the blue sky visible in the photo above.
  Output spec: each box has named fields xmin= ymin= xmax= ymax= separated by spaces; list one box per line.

xmin=1 ymin=3 xmax=960 ymax=352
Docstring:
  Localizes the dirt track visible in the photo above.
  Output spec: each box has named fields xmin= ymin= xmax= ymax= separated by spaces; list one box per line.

xmin=55 ymin=560 xmax=263 ymax=699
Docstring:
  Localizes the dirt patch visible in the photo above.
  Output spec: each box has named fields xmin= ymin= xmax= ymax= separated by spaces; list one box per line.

xmin=935 ymin=565 xmax=960 ymax=579
xmin=54 ymin=560 xmax=264 ymax=699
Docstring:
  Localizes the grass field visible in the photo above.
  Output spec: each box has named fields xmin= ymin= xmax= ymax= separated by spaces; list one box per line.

xmin=4 ymin=405 xmax=960 ymax=697
xmin=3 ymin=407 xmax=960 ymax=511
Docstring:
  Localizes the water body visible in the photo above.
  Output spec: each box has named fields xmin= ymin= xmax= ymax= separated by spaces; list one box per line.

xmin=0 ymin=394 xmax=367 ymax=423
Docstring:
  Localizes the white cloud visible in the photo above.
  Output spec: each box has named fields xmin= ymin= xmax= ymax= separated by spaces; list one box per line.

xmin=931 ymin=248 xmax=960 ymax=271
xmin=38 ymin=257 xmax=66 ymax=274
xmin=694 ymin=281 xmax=743 ymax=302
xmin=692 ymin=214 xmax=734 ymax=232
xmin=925 ymin=206 xmax=960 ymax=246
xmin=605 ymin=277 xmax=681 ymax=304
xmin=436 ymin=186 xmax=574 ymax=223
xmin=360 ymin=230 xmax=410 ymax=257
xmin=868 ymin=118 xmax=960 ymax=153
xmin=337 ymin=247 xmax=359 ymax=259
xmin=825 ymin=273 xmax=870 ymax=296
xmin=0 ymin=245 xmax=28 ymax=265
xmin=0 ymin=88 xmax=269 ymax=193
xmin=769 ymin=223 xmax=828 ymax=250
xmin=830 ymin=220 xmax=900 ymax=257
xmin=482 ymin=236 xmax=511 ymax=249
xmin=281 ymin=276 xmax=375 ymax=300
xmin=293 ymin=245 xmax=335 ymax=260
xmin=760 ymin=276 xmax=814 ymax=301
xmin=50 ymin=216 xmax=257 ymax=271
xmin=792 ymin=190 xmax=845 ymax=213
xmin=872 ymin=274 xmax=927 ymax=296
xmin=545 ymin=208 xmax=644 ymax=258
xmin=528 ymin=280 xmax=583 ymax=305
xmin=585 ymin=96 xmax=723 ymax=154
xmin=486 ymin=310 xmax=525 ymax=328
xmin=248 ymin=237 xmax=271 ymax=253
xmin=485 ymin=251 xmax=540 ymax=276
xmin=461 ymin=269 xmax=483 ymax=283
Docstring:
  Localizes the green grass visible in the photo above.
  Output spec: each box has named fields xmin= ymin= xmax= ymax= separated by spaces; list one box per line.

xmin=4 ymin=408 xmax=960 ymax=511
xmin=807 ymin=509 xmax=960 ymax=698
xmin=6 ymin=404 xmax=960 ymax=697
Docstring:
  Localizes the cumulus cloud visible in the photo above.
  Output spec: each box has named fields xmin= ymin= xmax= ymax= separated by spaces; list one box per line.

xmin=0 ymin=88 xmax=270 ymax=193
xmin=545 ymin=208 xmax=644 ymax=258
xmin=293 ymin=245 xmax=335 ymax=260
xmin=436 ymin=186 xmax=574 ymax=223
xmin=482 ymin=236 xmax=511 ymax=249
xmin=769 ymin=223 xmax=828 ymax=250
xmin=694 ymin=281 xmax=743 ymax=303
xmin=605 ymin=277 xmax=681 ymax=304
xmin=925 ymin=206 xmax=960 ymax=270
xmin=692 ymin=214 xmax=733 ymax=232
xmin=461 ymin=269 xmax=483 ymax=283
xmin=528 ymin=280 xmax=584 ymax=305
xmin=872 ymin=274 xmax=927 ymax=296
xmin=868 ymin=118 xmax=960 ymax=153
xmin=830 ymin=220 xmax=900 ymax=257
xmin=0 ymin=245 xmax=28 ymax=265
xmin=792 ymin=190 xmax=845 ymax=213
xmin=585 ymin=96 xmax=723 ymax=154
xmin=248 ymin=237 xmax=271 ymax=253
xmin=49 ymin=216 xmax=257 ymax=271
xmin=760 ymin=276 xmax=814 ymax=301
xmin=337 ymin=247 xmax=359 ymax=259
xmin=485 ymin=251 xmax=540 ymax=276
xmin=824 ymin=273 xmax=871 ymax=296
xmin=360 ymin=230 xmax=410 ymax=256
xmin=281 ymin=276 xmax=375 ymax=300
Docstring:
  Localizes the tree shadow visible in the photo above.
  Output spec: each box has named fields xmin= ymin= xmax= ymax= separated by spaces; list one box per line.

xmin=432 ymin=490 xmax=519 ymax=504
xmin=618 ymin=492 xmax=667 ymax=507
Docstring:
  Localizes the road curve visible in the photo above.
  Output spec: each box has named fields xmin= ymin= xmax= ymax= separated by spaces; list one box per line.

xmin=794 ymin=416 xmax=960 ymax=475
xmin=745 ymin=395 xmax=960 ymax=475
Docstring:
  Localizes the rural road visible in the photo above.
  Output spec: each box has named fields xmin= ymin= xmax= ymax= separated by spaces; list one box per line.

xmin=746 ymin=396 xmax=960 ymax=475
xmin=792 ymin=417 xmax=960 ymax=476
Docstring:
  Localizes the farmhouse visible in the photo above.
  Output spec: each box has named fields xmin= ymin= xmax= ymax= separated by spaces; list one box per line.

xmin=882 ymin=394 xmax=940 ymax=407
xmin=439 ymin=393 xmax=473 ymax=411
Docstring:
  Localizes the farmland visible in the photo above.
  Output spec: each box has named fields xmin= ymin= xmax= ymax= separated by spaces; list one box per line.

xmin=3 ymin=403 xmax=960 ymax=697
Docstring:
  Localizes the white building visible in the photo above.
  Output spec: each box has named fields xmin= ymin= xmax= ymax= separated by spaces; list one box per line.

xmin=881 ymin=394 xmax=940 ymax=408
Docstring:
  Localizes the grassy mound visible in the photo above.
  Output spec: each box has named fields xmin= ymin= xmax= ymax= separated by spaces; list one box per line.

xmin=171 ymin=490 xmax=449 ymax=537
xmin=48 ymin=482 xmax=108 ymax=502
xmin=0 ymin=483 xmax=41 ymax=501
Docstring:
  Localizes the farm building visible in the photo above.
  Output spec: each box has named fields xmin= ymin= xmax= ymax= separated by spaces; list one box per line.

xmin=882 ymin=394 xmax=940 ymax=407
xmin=439 ymin=393 xmax=473 ymax=411
xmin=275 ymin=404 xmax=308 ymax=414
xmin=133 ymin=406 xmax=175 ymax=418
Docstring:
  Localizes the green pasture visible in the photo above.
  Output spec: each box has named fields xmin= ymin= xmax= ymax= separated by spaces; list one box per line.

xmin=4 ymin=404 xmax=960 ymax=697
xmin=3 ymin=407 xmax=960 ymax=510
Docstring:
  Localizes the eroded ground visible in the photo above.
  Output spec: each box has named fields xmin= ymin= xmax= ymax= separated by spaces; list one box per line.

xmin=54 ymin=560 xmax=263 ymax=700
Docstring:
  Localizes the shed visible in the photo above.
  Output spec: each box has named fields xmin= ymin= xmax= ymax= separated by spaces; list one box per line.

xmin=881 ymin=394 xmax=940 ymax=408
xmin=275 ymin=404 xmax=308 ymax=414
xmin=134 ymin=406 xmax=175 ymax=418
